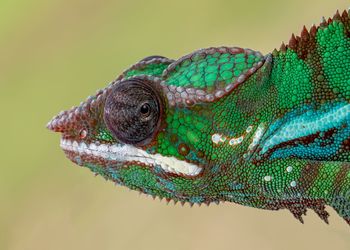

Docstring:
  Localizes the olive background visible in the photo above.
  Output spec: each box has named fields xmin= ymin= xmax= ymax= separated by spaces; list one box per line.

xmin=1 ymin=0 xmax=350 ymax=249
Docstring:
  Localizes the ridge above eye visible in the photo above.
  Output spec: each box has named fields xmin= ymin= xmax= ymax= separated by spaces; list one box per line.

xmin=103 ymin=77 xmax=165 ymax=146
xmin=139 ymin=55 xmax=169 ymax=63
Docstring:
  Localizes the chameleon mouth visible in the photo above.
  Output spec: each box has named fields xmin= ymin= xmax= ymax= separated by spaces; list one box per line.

xmin=60 ymin=138 xmax=202 ymax=177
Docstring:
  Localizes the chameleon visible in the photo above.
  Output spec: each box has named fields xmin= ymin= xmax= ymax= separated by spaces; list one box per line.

xmin=48 ymin=9 xmax=350 ymax=225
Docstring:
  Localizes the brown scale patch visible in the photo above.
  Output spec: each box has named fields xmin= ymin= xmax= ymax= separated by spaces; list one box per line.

xmin=160 ymin=168 xmax=205 ymax=180
xmin=299 ymin=161 xmax=322 ymax=194
xmin=345 ymin=218 xmax=350 ymax=225
xmin=313 ymin=81 xmax=338 ymax=106
xmin=261 ymin=133 xmax=317 ymax=159
xmin=236 ymin=97 xmax=261 ymax=115
xmin=266 ymin=198 xmax=329 ymax=224
xmin=262 ymin=128 xmax=337 ymax=160
xmin=341 ymin=136 xmax=350 ymax=151
xmin=178 ymin=143 xmax=190 ymax=156
xmin=334 ymin=163 xmax=350 ymax=192
xmin=278 ymin=23 xmax=318 ymax=60
xmin=337 ymin=10 xmax=350 ymax=38
xmin=279 ymin=9 xmax=350 ymax=55
xmin=170 ymin=134 xmax=178 ymax=143
xmin=275 ymin=10 xmax=349 ymax=106
xmin=197 ymin=151 xmax=204 ymax=158
xmin=289 ymin=26 xmax=318 ymax=61
xmin=319 ymin=128 xmax=337 ymax=147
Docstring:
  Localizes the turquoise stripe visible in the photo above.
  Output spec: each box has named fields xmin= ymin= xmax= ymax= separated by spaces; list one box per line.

xmin=261 ymin=103 xmax=350 ymax=155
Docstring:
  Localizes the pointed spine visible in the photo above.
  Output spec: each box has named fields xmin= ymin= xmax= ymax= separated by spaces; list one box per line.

xmin=342 ymin=10 xmax=348 ymax=20
xmin=310 ymin=24 xmax=317 ymax=37
xmin=288 ymin=33 xmax=297 ymax=50
xmin=280 ymin=42 xmax=286 ymax=52
xmin=272 ymin=48 xmax=278 ymax=56
xmin=301 ymin=26 xmax=310 ymax=41
xmin=333 ymin=10 xmax=341 ymax=21
xmin=313 ymin=208 xmax=330 ymax=224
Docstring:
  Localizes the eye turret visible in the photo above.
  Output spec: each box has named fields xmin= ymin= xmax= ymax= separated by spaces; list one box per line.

xmin=103 ymin=77 xmax=164 ymax=146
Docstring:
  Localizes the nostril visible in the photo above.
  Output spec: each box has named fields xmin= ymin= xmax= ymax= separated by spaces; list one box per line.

xmin=79 ymin=129 xmax=87 ymax=139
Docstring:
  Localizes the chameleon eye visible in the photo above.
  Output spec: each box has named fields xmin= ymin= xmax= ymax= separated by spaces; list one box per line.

xmin=103 ymin=77 xmax=164 ymax=146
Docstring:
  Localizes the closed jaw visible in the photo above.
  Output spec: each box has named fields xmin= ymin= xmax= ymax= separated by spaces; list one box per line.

xmin=60 ymin=138 xmax=202 ymax=177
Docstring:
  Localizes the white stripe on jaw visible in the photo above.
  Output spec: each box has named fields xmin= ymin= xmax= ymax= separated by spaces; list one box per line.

xmin=60 ymin=138 xmax=202 ymax=177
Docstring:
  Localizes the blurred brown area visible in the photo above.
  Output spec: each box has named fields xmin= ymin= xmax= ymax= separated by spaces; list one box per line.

xmin=1 ymin=0 xmax=349 ymax=249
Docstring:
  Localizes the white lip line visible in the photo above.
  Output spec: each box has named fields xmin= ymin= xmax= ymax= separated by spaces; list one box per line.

xmin=60 ymin=138 xmax=202 ymax=177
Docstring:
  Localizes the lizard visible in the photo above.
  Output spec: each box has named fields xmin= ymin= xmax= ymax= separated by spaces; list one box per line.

xmin=47 ymin=9 xmax=350 ymax=225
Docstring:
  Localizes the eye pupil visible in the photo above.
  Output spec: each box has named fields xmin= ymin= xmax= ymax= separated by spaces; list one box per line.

xmin=140 ymin=103 xmax=151 ymax=116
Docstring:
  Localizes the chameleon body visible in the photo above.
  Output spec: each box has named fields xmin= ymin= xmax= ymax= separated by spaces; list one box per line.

xmin=48 ymin=10 xmax=350 ymax=225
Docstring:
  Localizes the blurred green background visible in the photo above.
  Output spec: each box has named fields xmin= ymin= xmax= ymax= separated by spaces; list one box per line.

xmin=1 ymin=0 xmax=350 ymax=249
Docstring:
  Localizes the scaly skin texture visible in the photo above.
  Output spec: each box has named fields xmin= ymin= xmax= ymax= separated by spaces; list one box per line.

xmin=48 ymin=10 xmax=350 ymax=225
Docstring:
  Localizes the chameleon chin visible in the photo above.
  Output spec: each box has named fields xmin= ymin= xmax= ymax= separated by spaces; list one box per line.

xmin=48 ymin=9 xmax=350 ymax=226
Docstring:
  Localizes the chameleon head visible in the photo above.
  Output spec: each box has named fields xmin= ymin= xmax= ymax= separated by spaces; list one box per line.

xmin=47 ymin=47 xmax=267 ymax=204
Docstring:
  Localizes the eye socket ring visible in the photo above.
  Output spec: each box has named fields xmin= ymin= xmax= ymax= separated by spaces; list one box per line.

xmin=103 ymin=77 xmax=165 ymax=146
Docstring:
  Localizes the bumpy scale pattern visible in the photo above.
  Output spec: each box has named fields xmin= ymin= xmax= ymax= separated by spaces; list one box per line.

xmin=47 ymin=10 xmax=350 ymax=224
xmin=161 ymin=47 xmax=265 ymax=107
xmin=254 ymin=11 xmax=350 ymax=222
xmin=164 ymin=47 xmax=263 ymax=90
